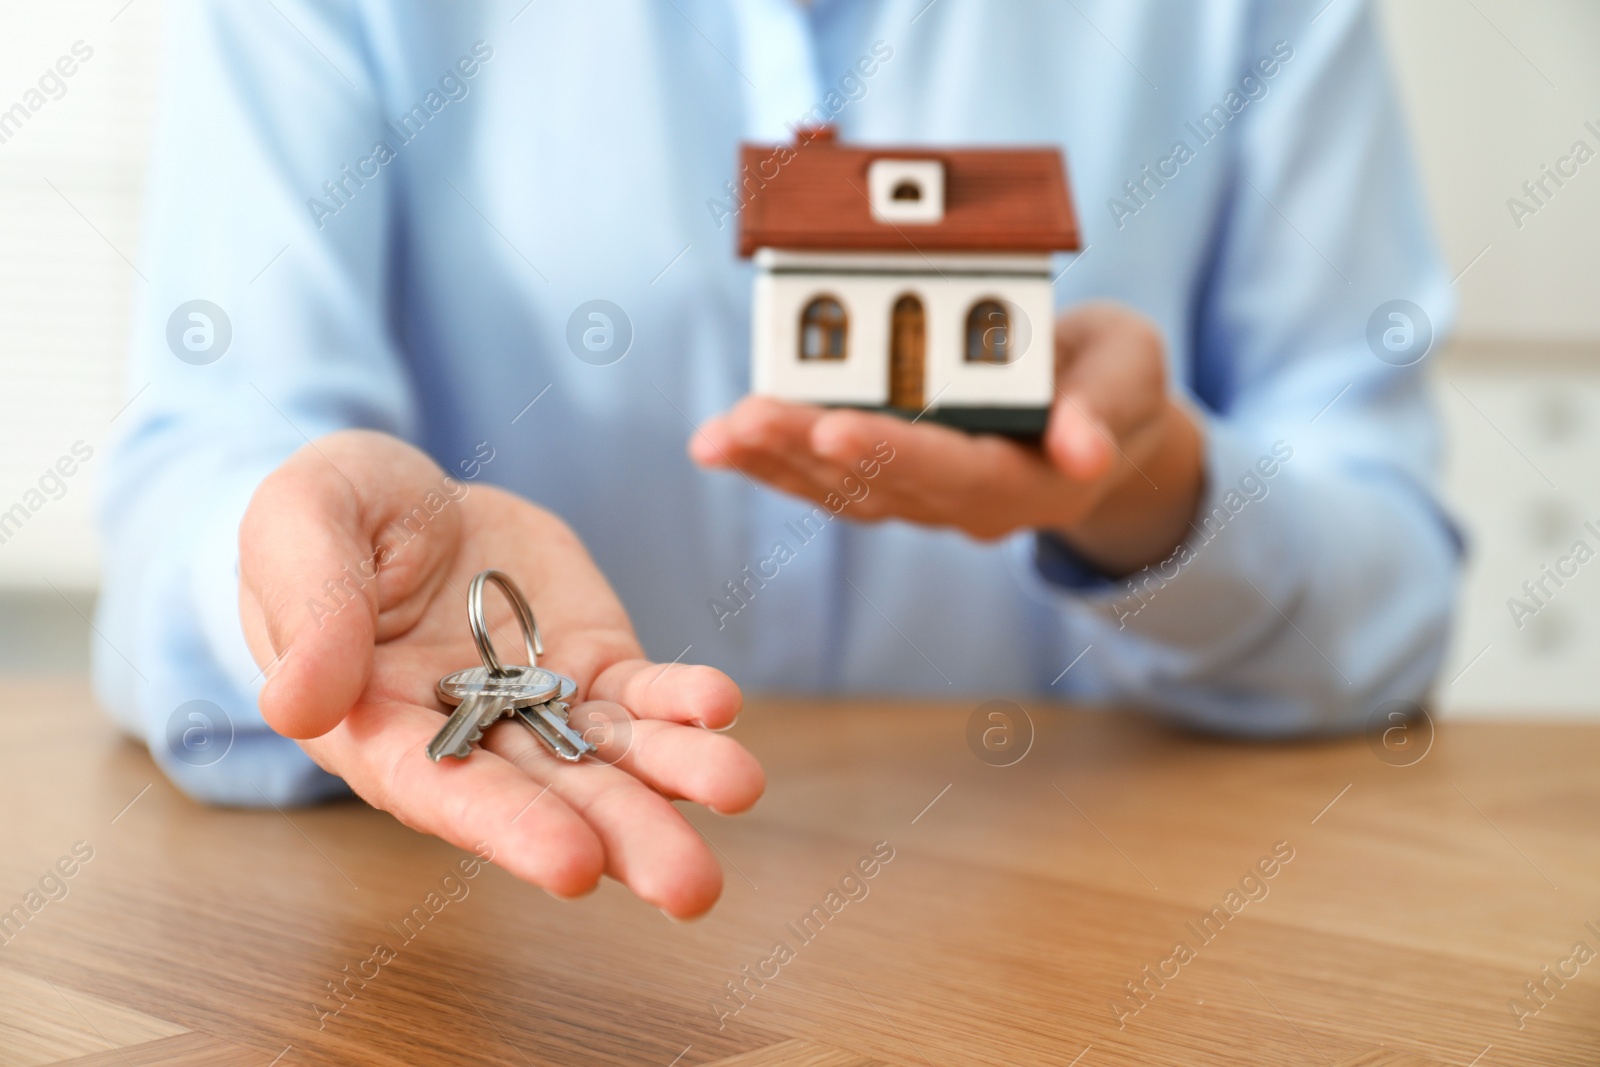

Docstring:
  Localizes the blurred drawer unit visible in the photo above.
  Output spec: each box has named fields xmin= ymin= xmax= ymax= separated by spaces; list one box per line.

xmin=1435 ymin=341 xmax=1600 ymax=718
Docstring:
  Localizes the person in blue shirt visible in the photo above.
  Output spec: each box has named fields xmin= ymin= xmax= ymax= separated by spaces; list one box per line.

xmin=95 ymin=0 xmax=1458 ymax=918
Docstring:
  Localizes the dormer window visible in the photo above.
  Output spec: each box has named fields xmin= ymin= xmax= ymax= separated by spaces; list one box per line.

xmin=869 ymin=159 xmax=944 ymax=224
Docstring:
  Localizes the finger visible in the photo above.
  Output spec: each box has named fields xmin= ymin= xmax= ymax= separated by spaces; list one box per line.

xmin=585 ymin=659 xmax=743 ymax=728
xmin=713 ymin=444 xmax=845 ymax=503
xmin=689 ymin=413 xmax=736 ymax=469
xmin=483 ymin=723 xmax=725 ymax=918
xmin=724 ymin=394 xmax=821 ymax=447
xmin=695 ymin=420 xmax=862 ymax=509
xmin=242 ymin=432 xmax=460 ymax=738
xmin=583 ymin=711 xmax=764 ymax=815
xmin=303 ymin=700 xmax=605 ymax=898
xmin=1043 ymin=392 xmax=1117 ymax=482
xmin=698 ymin=397 xmax=848 ymax=487
xmin=241 ymin=453 xmax=377 ymax=740
xmin=1049 ymin=305 xmax=1168 ymax=468
xmin=807 ymin=407 xmax=1053 ymax=532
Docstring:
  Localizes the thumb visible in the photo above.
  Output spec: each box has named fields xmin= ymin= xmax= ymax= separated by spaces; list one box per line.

xmin=1045 ymin=392 xmax=1115 ymax=482
xmin=1046 ymin=304 xmax=1168 ymax=482
xmin=239 ymin=431 xmax=461 ymax=739
xmin=240 ymin=448 xmax=379 ymax=740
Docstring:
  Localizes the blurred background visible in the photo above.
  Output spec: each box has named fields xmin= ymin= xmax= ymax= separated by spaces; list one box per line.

xmin=2 ymin=0 xmax=1597 ymax=717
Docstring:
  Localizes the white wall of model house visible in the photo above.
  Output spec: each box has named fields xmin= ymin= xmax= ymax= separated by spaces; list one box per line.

xmin=749 ymin=250 xmax=1055 ymax=410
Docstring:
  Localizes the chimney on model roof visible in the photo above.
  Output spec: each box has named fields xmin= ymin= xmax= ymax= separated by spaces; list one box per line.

xmin=794 ymin=124 xmax=837 ymax=145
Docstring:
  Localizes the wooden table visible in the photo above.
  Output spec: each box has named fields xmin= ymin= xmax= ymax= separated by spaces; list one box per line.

xmin=1 ymin=680 xmax=1595 ymax=1066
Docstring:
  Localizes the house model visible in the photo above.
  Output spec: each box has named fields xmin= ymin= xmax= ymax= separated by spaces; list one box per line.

xmin=737 ymin=127 xmax=1081 ymax=436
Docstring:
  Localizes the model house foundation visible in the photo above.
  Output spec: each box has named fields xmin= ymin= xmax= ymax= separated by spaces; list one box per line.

xmin=737 ymin=127 xmax=1081 ymax=436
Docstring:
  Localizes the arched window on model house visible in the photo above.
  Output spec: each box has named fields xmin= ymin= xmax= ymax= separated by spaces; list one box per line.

xmin=800 ymin=296 xmax=849 ymax=360
xmin=965 ymin=299 xmax=1012 ymax=364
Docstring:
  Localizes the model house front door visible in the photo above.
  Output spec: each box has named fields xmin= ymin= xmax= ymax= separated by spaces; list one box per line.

xmin=889 ymin=295 xmax=924 ymax=410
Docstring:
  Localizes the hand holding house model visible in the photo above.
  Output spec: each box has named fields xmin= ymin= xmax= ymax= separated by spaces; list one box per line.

xmin=738 ymin=127 xmax=1082 ymax=437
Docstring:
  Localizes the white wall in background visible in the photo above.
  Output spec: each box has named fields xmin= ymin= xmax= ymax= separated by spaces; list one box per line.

xmin=1433 ymin=355 xmax=1600 ymax=718
xmin=1382 ymin=0 xmax=1600 ymax=717
xmin=0 ymin=0 xmax=162 ymax=588
xmin=1381 ymin=0 xmax=1600 ymax=341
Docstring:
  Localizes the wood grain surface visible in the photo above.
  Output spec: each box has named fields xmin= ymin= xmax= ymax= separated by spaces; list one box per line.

xmin=0 ymin=679 xmax=1595 ymax=1066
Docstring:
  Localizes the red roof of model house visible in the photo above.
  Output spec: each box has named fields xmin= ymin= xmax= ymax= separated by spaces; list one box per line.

xmin=736 ymin=127 xmax=1081 ymax=258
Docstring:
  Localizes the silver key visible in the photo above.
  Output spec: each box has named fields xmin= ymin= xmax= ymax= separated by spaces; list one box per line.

xmin=514 ymin=699 xmax=594 ymax=762
xmin=427 ymin=667 xmax=560 ymax=762
xmin=437 ymin=665 xmax=564 ymax=709
xmin=426 ymin=570 xmax=595 ymax=763
xmin=427 ymin=692 xmax=516 ymax=762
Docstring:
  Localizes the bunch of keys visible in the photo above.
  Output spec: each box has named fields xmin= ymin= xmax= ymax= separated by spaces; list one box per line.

xmin=426 ymin=569 xmax=597 ymax=763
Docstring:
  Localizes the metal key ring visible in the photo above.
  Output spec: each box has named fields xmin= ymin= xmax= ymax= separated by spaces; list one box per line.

xmin=467 ymin=569 xmax=544 ymax=678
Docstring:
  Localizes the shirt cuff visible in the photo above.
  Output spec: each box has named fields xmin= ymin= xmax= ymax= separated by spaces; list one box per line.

xmin=188 ymin=455 xmax=281 ymax=700
xmin=1021 ymin=411 xmax=1306 ymax=640
xmin=1032 ymin=530 xmax=1118 ymax=593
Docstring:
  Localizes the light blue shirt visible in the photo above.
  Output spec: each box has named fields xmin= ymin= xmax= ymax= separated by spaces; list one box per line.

xmin=96 ymin=0 xmax=1460 ymax=805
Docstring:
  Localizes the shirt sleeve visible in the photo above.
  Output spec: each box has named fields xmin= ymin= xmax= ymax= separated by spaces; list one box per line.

xmin=93 ymin=0 xmax=415 ymax=804
xmin=1022 ymin=0 xmax=1462 ymax=735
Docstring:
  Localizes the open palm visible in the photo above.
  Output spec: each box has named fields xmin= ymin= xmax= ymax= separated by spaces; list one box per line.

xmin=238 ymin=430 xmax=763 ymax=918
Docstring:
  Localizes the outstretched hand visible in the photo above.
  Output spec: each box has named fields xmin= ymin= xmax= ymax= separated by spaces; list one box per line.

xmin=239 ymin=430 xmax=763 ymax=918
xmin=692 ymin=302 xmax=1205 ymax=575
